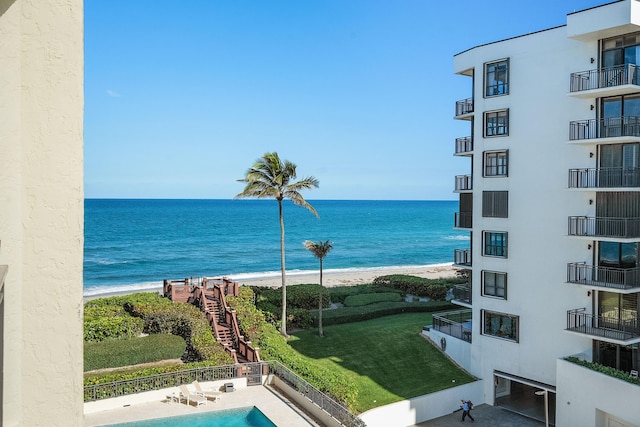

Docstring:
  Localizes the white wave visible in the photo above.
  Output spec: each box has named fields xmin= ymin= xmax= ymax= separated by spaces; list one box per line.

xmin=443 ymin=235 xmax=470 ymax=241
xmin=83 ymin=262 xmax=456 ymax=298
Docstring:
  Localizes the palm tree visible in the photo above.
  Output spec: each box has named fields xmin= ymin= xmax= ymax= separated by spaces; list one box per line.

xmin=235 ymin=152 xmax=319 ymax=337
xmin=303 ymin=240 xmax=333 ymax=337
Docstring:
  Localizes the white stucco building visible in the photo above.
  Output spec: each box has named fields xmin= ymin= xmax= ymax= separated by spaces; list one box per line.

xmin=0 ymin=0 xmax=84 ymax=425
xmin=435 ymin=1 xmax=640 ymax=426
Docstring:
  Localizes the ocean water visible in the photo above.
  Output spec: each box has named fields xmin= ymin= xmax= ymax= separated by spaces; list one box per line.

xmin=84 ymin=199 xmax=468 ymax=296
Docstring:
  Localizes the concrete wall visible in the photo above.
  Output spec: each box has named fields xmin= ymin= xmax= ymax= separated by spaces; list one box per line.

xmin=0 ymin=0 xmax=84 ymax=425
xmin=556 ymin=358 xmax=640 ymax=427
xmin=359 ymin=381 xmax=483 ymax=427
xmin=421 ymin=329 xmax=472 ymax=372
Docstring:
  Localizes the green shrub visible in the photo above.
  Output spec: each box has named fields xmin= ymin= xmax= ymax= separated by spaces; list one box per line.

xmin=228 ymin=287 xmax=358 ymax=410
xmin=343 ymin=292 xmax=403 ymax=307
xmin=372 ymin=275 xmax=466 ymax=300
xmin=328 ymin=284 xmax=400 ymax=304
xmin=84 ymin=334 xmax=186 ymax=371
xmin=314 ymin=301 xmax=455 ymax=327
xmin=84 ymin=303 xmax=144 ymax=342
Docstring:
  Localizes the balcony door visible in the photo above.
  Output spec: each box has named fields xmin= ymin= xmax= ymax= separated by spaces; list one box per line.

xmin=599 ymin=142 xmax=640 ymax=186
xmin=598 ymin=242 xmax=638 ymax=269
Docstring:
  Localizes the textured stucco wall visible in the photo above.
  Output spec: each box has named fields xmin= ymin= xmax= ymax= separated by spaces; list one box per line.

xmin=0 ymin=0 xmax=84 ymax=425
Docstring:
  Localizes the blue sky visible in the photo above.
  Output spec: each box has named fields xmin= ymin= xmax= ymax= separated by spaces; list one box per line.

xmin=85 ymin=0 xmax=606 ymax=200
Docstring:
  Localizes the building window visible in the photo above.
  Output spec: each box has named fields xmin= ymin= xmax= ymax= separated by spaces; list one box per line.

xmin=483 ymin=231 xmax=507 ymax=257
xmin=482 ymin=270 xmax=507 ymax=299
xmin=484 ymin=150 xmax=508 ymax=177
xmin=484 ymin=110 xmax=509 ymax=137
xmin=485 ymin=59 xmax=509 ymax=97
xmin=482 ymin=191 xmax=508 ymax=218
xmin=482 ymin=310 xmax=519 ymax=342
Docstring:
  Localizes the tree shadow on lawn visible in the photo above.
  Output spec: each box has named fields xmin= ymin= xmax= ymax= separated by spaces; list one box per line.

xmin=287 ymin=313 xmax=474 ymax=405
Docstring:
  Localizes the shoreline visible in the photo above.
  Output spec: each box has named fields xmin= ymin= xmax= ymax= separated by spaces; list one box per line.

xmin=83 ymin=263 xmax=461 ymax=302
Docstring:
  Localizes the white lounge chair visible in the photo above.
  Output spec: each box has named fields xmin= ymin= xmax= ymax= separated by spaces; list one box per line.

xmin=192 ymin=380 xmax=222 ymax=401
xmin=179 ymin=385 xmax=207 ymax=407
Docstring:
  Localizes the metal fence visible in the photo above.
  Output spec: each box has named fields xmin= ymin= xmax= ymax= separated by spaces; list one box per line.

xmin=268 ymin=361 xmax=366 ymax=427
xmin=84 ymin=361 xmax=365 ymax=427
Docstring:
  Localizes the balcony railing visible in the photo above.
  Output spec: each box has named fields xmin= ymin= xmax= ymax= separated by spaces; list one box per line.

xmin=454 ymin=136 xmax=473 ymax=155
xmin=567 ymin=308 xmax=640 ymax=342
xmin=452 ymin=284 xmax=472 ymax=305
xmin=454 ymin=249 xmax=471 ymax=267
xmin=432 ymin=309 xmax=472 ymax=343
xmin=454 ymin=174 xmax=472 ymax=191
xmin=570 ymin=64 xmax=640 ymax=93
xmin=568 ymin=216 xmax=640 ymax=238
xmin=569 ymin=116 xmax=640 ymax=140
xmin=568 ymin=167 xmax=640 ymax=188
xmin=567 ymin=262 xmax=640 ymax=291
xmin=455 ymin=97 xmax=474 ymax=117
xmin=454 ymin=212 xmax=472 ymax=229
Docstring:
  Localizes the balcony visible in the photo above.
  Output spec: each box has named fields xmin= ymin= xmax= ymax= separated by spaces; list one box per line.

xmin=454 ymin=249 xmax=471 ymax=267
xmin=454 ymin=212 xmax=472 ymax=229
xmin=568 ymin=167 xmax=640 ymax=189
xmin=454 ymin=136 xmax=473 ymax=156
xmin=569 ymin=116 xmax=640 ymax=142
xmin=454 ymin=97 xmax=473 ymax=120
xmin=568 ymin=216 xmax=640 ymax=239
xmin=454 ymin=174 xmax=472 ymax=192
xmin=452 ymin=283 xmax=472 ymax=305
xmin=432 ymin=309 xmax=472 ymax=343
xmin=567 ymin=308 xmax=640 ymax=344
xmin=567 ymin=263 xmax=640 ymax=292
xmin=569 ymin=64 xmax=640 ymax=99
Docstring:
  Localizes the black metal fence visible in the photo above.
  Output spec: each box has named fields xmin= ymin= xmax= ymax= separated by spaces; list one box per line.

xmin=455 ymin=97 xmax=473 ymax=116
xmin=568 ymin=167 xmax=640 ymax=188
xmin=569 ymin=116 xmax=640 ymax=140
xmin=567 ymin=216 xmax=640 ymax=238
xmin=432 ymin=309 xmax=472 ymax=343
xmin=84 ymin=361 xmax=365 ymax=427
xmin=268 ymin=361 xmax=366 ymax=427
xmin=569 ymin=63 xmax=640 ymax=92
xmin=567 ymin=262 xmax=640 ymax=291
xmin=454 ymin=249 xmax=471 ymax=267
xmin=454 ymin=136 xmax=473 ymax=154
xmin=566 ymin=308 xmax=640 ymax=342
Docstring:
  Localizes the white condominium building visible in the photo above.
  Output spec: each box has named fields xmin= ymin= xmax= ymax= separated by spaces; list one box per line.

xmin=439 ymin=1 xmax=640 ymax=426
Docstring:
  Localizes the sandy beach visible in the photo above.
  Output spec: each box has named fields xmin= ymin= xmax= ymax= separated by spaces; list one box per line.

xmin=84 ymin=263 xmax=461 ymax=302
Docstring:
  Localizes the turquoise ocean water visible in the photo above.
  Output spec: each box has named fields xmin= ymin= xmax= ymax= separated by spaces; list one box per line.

xmin=84 ymin=199 xmax=468 ymax=297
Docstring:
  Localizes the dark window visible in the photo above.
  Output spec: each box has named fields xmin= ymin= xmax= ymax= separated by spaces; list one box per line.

xmin=483 ymin=231 xmax=507 ymax=257
xmin=484 ymin=110 xmax=509 ymax=137
xmin=484 ymin=150 xmax=508 ymax=177
xmin=485 ymin=59 xmax=509 ymax=97
xmin=482 ymin=271 xmax=507 ymax=298
xmin=482 ymin=310 xmax=519 ymax=342
xmin=482 ymin=191 xmax=508 ymax=218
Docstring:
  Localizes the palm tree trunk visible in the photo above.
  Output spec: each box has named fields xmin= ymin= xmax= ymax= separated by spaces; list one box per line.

xmin=319 ymin=258 xmax=324 ymax=337
xmin=279 ymin=199 xmax=287 ymax=337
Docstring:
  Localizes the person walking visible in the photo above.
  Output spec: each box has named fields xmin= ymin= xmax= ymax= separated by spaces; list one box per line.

xmin=461 ymin=399 xmax=475 ymax=423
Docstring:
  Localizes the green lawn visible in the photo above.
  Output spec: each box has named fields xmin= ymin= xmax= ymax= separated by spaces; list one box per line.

xmin=84 ymin=333 xmax=186 ymax=372
xmin=288 ymin=312 xmax=475 ymax=413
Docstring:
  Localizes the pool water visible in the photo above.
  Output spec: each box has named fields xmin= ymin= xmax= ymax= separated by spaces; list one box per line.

xmin=102 ymin=406 xmax=277 ymax=427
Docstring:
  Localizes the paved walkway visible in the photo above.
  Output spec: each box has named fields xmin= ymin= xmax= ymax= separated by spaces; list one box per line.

xmin=411 ymin=404 xmax=544 ymax=427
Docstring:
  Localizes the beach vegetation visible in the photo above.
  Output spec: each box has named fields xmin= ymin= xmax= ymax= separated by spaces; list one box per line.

xmin=373 ymin=274 xmax=467 ymax=300
xmin=83 ymin=293 xmax=232 ymax=372
xmin=85 ymin=334 xmax=185 ymax=371
xmin=303 ymin=240 xmax=333 ymax=336
xmin=235 ymin=152 xmax=319 ymax=338
xmin=343 ymin=292 xmax=403 ymax=307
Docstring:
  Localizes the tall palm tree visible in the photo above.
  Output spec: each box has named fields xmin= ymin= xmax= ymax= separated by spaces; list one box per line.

xmin=303 ymin=240 xmax=333 ymax=337
xmin=235 ymin=152 xmax=319 ymax=337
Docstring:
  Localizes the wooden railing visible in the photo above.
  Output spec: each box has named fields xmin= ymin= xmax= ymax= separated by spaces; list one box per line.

xmin=164 ymin=277 xmax=260 ymax=363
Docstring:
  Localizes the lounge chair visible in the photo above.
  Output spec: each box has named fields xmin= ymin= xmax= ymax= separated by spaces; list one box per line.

xmin=179 ymin=385 xmax=207 ymax=407
xmin=192 ymin=380 xmax=222 ymax=401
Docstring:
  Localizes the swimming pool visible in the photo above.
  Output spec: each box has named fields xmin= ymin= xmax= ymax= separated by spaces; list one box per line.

xmin=101 ymin=406 xmax=277 ymax=427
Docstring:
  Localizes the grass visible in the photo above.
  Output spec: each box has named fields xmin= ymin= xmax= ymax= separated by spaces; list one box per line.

xmin=84 ymin=333 xmax=186 ymax=372
xmin=288 ymin=312 xmax=475 ymax=413
xmin=343 ymin=292 xmax=403 ymax=307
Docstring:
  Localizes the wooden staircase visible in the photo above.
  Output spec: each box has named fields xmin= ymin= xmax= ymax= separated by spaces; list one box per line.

xmin=163 ymin=277 xmax=260 ymax=364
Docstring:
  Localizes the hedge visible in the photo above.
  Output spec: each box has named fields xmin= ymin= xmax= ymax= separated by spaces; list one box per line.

xmin=343 ymin=292 xmax=403 ymax=307
xmin=227 ymin=286 xmax=358 ymax=411
xmin=372 ymin=274 xmax=467 ymax=300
